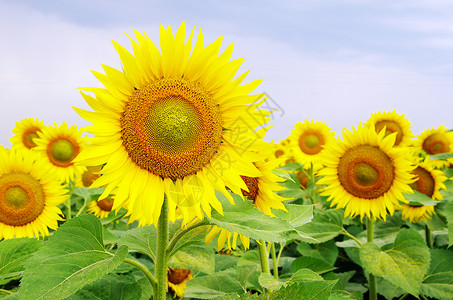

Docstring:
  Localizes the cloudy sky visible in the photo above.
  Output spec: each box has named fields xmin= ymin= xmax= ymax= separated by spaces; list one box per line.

xmin=1 ymin=0 xmax=453 ymax=147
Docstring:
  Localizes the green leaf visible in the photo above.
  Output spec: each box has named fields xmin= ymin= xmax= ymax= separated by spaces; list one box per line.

xmin=100 ymin=208 xmax=128 ymax=225
xmin=279 ymin=162 xmax=304 ymax=171
xmin=272 ymin=204 xmax=314 ymax=227
xmin=359 ymin=228 xmax=430 ymax=297
xmin=19 ymin=215 xmax=129 ymax=300
xmin=237 ymin=249 xmax=260 ymax=267
xmin=420 ymin=249 xmax=453 ymax=300
xmin=167 ymin=221 xmax=210 ymax=258
xmin=429 ymin=153 xmax=453 ymax=160
xmin=258 ymin=273 xmax=283 ymax=291
xmin=0 ymin=238 xmax=42 ymax=284
xmin=67 ymin=274 xmax=142 ymax=300
xmin=168 ymin=244 xmax=215 ymax=274
xmin=210 ymin=191 xmax=300 ymax=243
xmin=289 ymin=268 xmax=324 ymax=283
xmin=402 ymin=191 xmax=439 ymax=206
xmin=273 ymin=168 xmax=296 ymax=182
xmin=291 ymin=257 xmax=336 ymax=274
xmin=214 ymin=254 xmax=239 ymax=272
xmin=296 ymin=240 xmax=338 ymax=265
xmin=296 ymin=210 xmax=344 ymax=243
xmin=117 ymin=225 xmax=156 ymax=261
xmin=184 ymin=265 xmax=257 ymax=299
xmin=445 ymin=200 xmax=453 ymax=247
xmin=263 ymin=280 xmax=337 ymax=300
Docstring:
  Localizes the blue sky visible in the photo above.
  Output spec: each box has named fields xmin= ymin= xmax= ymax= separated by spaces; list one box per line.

xmin=1 ymin=0 xmax=453 ymax=146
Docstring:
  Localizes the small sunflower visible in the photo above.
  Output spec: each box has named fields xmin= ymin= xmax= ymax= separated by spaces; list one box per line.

xmin=205 ymin=225 xmax=250 ymax=251
xmin=366 ymin=110 xmax=413 ymax=147
xmin=167 ymin=268 xmax=193 ymax=298
xmin=34 ymin=122 xmax=87 ymax=184
xmin=317 ymin=123 xmax=415 ymax=221
xmin=78 ymin=165 xmax=102 ymax=187
xmin=399 ymin=205 xmax=435 ymax=223
xmin=288 ymin=120 xmax=336 ymax=169
xmin=74 ymin=23 xmax=271 ymax=225
xmin=87 ymin=196 xmax=114 ymax=219
xmin=413 ymin=125 xmax=453 ymax=168
xmin=0 ymin=149 xmax=66 ymax=240
xmin=10 ymin=118 xmax=45 ymax=151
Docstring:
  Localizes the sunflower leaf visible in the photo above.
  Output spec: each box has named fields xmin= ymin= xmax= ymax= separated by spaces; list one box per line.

xmin=420 ymin=249 xmax=453 ymax=299
xmin=429 ymin=152 xmax=453 ymax=160
xmin=295 ymin=209 xmax=344 ymax=243
xmin=402 ymin=191 xmax=439 ymax=206
xmin=273 ymin=169 xmax=295 ymax=183
xmin=168 ymin=244 xmax=215 ymax=274
xmin=19 ymin=215 xmax=128 ymax=300
xmin=445 ymin=200 xmax=453 ymax=247
xmin=291 ymin=257 xmax=336 ymax=274
xmin=0 ymin=238 xmax=42 ymax=285
xmin=117 ymin=225 xmax=157 ymax=261
xmin=359 ymin=228 xmax=430 ymax=297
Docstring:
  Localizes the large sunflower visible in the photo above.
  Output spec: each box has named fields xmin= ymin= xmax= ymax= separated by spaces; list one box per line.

xmin=0 ymin=149 xmax=66 ymax=239
xmin=317 ymin=124 xmax=415 ymax=220
xmin=34 ymin=122 xmax=87 ymax=184
xmin=288 ymin=120 xmax=336 ymax=169
xmin=366 ymin=110 xmax=413 ymax=147
xmin=10 ymin=118 xmax=45 ymax=151
xmin=74 ymin=23 xmax=271 ymax=225
xmin=413 ymin=125 xmax=453 ymax=168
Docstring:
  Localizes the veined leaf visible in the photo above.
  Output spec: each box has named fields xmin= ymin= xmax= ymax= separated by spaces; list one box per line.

xmin=117 ymin=225 xmax=156 ymax=261
xmin=445 ymin=200 xmax=453 ymax=247
xmin=168 ymin=244 xmax=215 ymax=274
xmin=296 ymin=210 xmax=344 ymax=243
xmin=420 ymin=249 xmax=453 ymax=300
xmin=402 ymin=191 xmax=439 ymax=206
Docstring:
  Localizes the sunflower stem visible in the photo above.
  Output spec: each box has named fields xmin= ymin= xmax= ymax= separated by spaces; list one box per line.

xmin=0 ymin=289 xmax=12 ymax=295
xmin=154 ymin=197 xmax=169 ymax=300
xmin=342 ymin=228 xmax=362 ymax=247
xmin=257 ymin=240 xmax=270 ymax=274
xmin=65 ymin=198 xmax=71 ymax=220
xmin=366 ymin=217 xmax=377 ymax=300
xmin=166 ymin=219 xmax=210 ymax=257
xmin=270 ymin=242 xmax=279 ymax=280
xmin=124 ymin=258 xmax=157 ymax=290
xmin=425 ymin=223 xmax=433 ymax=248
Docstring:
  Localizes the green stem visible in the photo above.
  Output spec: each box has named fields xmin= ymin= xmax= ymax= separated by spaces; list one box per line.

xmin=66 ymin=198 xmax=71 ymax=220
xmin=75 ymin=202 xmax=87 ymax=217
xmin=270 ymin=242 xmax=279 ymax=280
xmin=0 ymin=289 xmax=12 ymax=295
xmin=366 ymin=218 xmax=377 ymax=300
xmin=398 ymin=293 xmax=409 ymax=300
xmin=154 ymin=197 xmax=169 ymax=300
xmin=257 ymin=240 xmax=270 ymax=274
xmin=342 ymin=228 xmax=362 ymax=247
xmin=167 ymin=219 xmax=210 ymax=257
xmin=425 ymin=224 xmax=433 ymax=248
xmin=124 ymin=258 xmax=157 ymax=289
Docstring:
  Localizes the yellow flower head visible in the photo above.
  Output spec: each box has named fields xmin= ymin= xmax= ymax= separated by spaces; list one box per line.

xmin=87 ymin=196 xmax=114 ymax=219
xmin=0 ymin=149 xmax=66 ymax=240
xmin=410 ymin=159 xmax=447 ymax=200
xmin=366 ymin=110 xmax=414 ymax=147
xmin=167 ymin=268 xmax=193 ymax=298
xmin=74 ymin=23 xmax=271 ymax=225
xmin=413 ymin=125 xmax=453 ymax=168
xmin=317 ymin=123 xmax=415 ymax=221
xmin=34 ymin=122 xmax=87 ymax=184
xmin=399 ymin=205 xmax=435 ymax=223
xmin=10 ymin=118 xmax=45 ymax=151
xmin=289 ymin=119 xmax=336 ymax=169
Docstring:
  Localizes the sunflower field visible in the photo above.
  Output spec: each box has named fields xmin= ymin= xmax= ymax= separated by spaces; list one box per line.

xmin=1 ymin=23 xmax=453 ymax=300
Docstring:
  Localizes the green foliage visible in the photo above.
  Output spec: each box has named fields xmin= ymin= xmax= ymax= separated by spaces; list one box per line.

xmin=296 ymin=210 xmax=344 ymax=243
xmin=445 ymin=199 xmax=453 ymax=247
xmin=420 ymin=249 xmax=453 ymax=300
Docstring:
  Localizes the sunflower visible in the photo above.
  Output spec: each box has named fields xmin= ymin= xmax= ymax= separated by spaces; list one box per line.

xmin=167 ymin=268 xmax=193 ymax=298
xmin=34 ymin=122 xmax=87 ymax=184
xmin=399 ymin=205 xmax=435 ymax=223
xmin=205 ymin=148 xmax=287 ymax=250
xmin=87 ymin=196 xmax=114 ymax=219
xmin=317 ymin=123 xmax=415 ymax=220
xmin=10 ymin=118 xmax=45 ymax=151
xmin=413 ymin=125 xmax=453 ymax=168
xmin=0 ymin=149 xmax=66 ymax=240
xmin=0 ymin=145 xmax=8 ymax=155
xmin=288 ymin=120 xmax=336 ymax=169
xmin=77 ymin=165 xmax=102 ymax=188
xmin=74 ymin=23 xmax=271 ymax=225
xmin=366 ymin=110 xmax=413 ymax=147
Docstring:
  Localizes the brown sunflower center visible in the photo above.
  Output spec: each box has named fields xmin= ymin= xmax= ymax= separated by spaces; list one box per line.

xmin=97 ymin=197 xmax=114 ymax=212
xmin=296 ymin=171 xmax=309 ymax=188
xmin=375 ymin=120 xmax=403 ymax=146
xmin=410 ymin=166 xmax=435 ymax=197
xmin=82 ymin=166 xmax=102 ymax=187
xmin=275 ymin=149 xmax=285 ymax=158
xmin=338 ymin=145 xmax=394 ymax=199
xmin=167 ymin=268 xmax=192 ymax=285
xmin=22 ymin=128 xmax=40 ymax=149
xmin=121 ymin=78 xmax=222 ymax=180
xmin=422 ymin=133 xmax=449 ymax=154
xmin=240 ymin=175 xmax=259 ymax=202
xmin=0 ymin=173 xmax=46 ymax=226
xmin=298 ymin=132 xmax=325 ymax=155
xmin=47 ymin=138 xmax=79 ymax=167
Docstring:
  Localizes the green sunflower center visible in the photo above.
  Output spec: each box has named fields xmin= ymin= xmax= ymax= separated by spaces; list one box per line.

xmin=375 ymin=120 xmax=403 ymax=146
xmin=22 ymin=128 xmax=40 ymax=149
xmin=121 ymin=78 xmax=223 ymax=180
xmin=422 ymin=133 xmax=449 ymax=154
xmin=240 ymin=175 xmax=260 ymax=203
xmin=299 ymin=131 xmax=325 ymax=155
xmin=410 ymin=166 xmax=435 ymax=198
xmin=338 ymin=145 xmax=394 ymax=199
xmin=0 ymin=173 xmax=46 ymax=226
xmin=48 ymin=138 xmax=78 ymax=167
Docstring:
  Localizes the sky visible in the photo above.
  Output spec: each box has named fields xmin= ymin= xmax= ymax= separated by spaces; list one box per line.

xmin=1 ymin=0 xmax=453 ymax=147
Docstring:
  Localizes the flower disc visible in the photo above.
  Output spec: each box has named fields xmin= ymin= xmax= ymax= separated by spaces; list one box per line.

xmin=414 ymin=126 xmax=453 ymax=168
xmin=87 ymin=196 xmax=115 ymax=219
xmin=10 ymin=118 xmax=45 ymax=151
xmin=167 ymin=268 xmax=193 ymax=298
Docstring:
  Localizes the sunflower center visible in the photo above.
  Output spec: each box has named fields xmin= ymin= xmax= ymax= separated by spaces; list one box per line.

xmin=167 ymin=268 xmax=192 ymax=285
xmin=338 ymin=145 xmax=394 ymax=199
xmin=240 ymin=175 xmax=259 ymax=203
xmin=48 ymin=139 xmax=78 ymax=167
xmin=82 ymin=166 xmax=102 ymax=187
xmin=121 ymin=78 xmax=222 ymax=180
xmin=97 ymin=197 xmax=114 ymax=212
xmin=296 ymin=171 xmax=309 ymax=188
xmin=0 ymin=173 xmax=46 ymax=226
xmin=299 ymin=132 xmax=325 ymax=155
xmin=422 ymin=133 xmax=449 ymax=154
xmin=22 ymin=129 xmax=40 ymax=149
xmin=375 ymin=120 xmax=403 ymax=146
xmin=410 ymin=166 xmax=435 ymax=197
